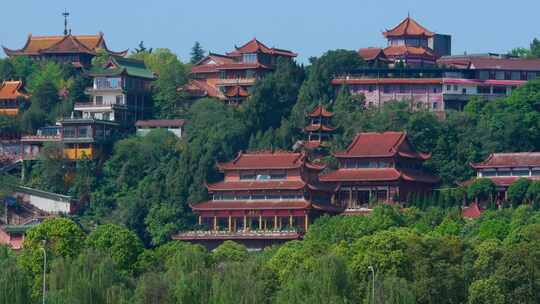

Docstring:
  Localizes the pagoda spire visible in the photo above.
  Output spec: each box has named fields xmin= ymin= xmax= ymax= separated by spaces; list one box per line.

xmin=62 ymin=10 xmax=70 ymax=36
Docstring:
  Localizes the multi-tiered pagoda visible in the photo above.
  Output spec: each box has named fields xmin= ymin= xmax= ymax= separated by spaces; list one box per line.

xmin=174 ymin=150 xmax=341 ymax=249
xmin=303 ymin=104 xmax=335 ymax=150
xmin=320 ymin=131 xmax=439 ymax=214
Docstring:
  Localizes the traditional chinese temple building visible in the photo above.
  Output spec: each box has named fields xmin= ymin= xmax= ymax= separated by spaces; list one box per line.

xmin=20 ymin=56 xmax=154 ymax=161
xmin=469 ymin=152 xmax=540 ymax=202
xmin=333 ymin=53 xmax=540 ymax=112
xmin=2 ymin=32 xmax=127 ymax=68
xmin=0 ymin=80 xmax=29 ymax=116
xmin=76 ymin=56 xmax=156 ymax=125
xmin=183 ymin=38 xmax=296 ymax=104
xmin=174 ymin=150 xmax=340 ymax=249
xmin=320 ymin=132 xmax=439 ymax=214
xmin=358 ymin=16 xmax=451 ymax=67
xmin=303 ymin=104 xmax=335 ymax=150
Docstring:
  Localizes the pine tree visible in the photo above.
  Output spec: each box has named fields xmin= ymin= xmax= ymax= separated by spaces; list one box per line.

xmin=190 ymin=42 xmax=205 ymax=64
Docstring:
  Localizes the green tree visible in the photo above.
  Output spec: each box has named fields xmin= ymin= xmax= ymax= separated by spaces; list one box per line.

xmin=212 ymin=241 xmax=248 ymax=263
xmin=291 ymin=49 xmax=365 ymax=127
xmin=86 ymin=224 xmax=144 ymax=273
xmin=467 ymin=178 xmax=496 ymax=203
xmin=526 ymin=181 xmax=540 ymax=206
xmin=19 ymin=218 xmax=85 ymax=298
xmin=190 ymin=41 xmax=205 ymax=64
xmin=29 ymin=142 xmax=68 ymax=194
xmin=507 ymin=178 xmax=531 ymax=206
xmin=132 ymin=48 xmax=188 ymax=118
xmin=47 ymin=249 xmax=131 ymax=304
xmin=468 ymin=278 xmax=504 ymax=304
xmin=0 ymin=246 xmax=31 ymax=304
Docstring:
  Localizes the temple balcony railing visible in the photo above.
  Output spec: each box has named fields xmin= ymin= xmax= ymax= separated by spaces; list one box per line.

xmin=215 ymin=78 xmax=257 ymax=86
xmin=173 ymin=229 xmax=301 ymax=240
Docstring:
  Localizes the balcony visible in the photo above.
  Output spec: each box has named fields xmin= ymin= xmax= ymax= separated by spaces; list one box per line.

xmin=173 ymin=229 xmax=301 ymax=241
xmin=215 ymin=78 xmax=257 ymax=86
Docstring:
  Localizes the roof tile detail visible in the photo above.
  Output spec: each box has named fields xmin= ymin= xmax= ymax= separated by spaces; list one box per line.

xmin=471 ymin=153 xmax=540 ymax=168
xmin=0 ymin=81 xmax=28 ymax=100
xmin=383 ymin=17 xmax=435 ymax=38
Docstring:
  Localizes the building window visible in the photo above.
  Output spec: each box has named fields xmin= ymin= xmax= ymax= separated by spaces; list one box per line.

xmin=512 ymin=168 xmax=530 ymax=176
xmin=446 ymin=85 xmax=451 ymax=91
xmin=453 ymin=85 xmax=458 ymax=91
xmin=532 ymin=168 xmax=540 ymax=176
xmin=462 ymin=88 xmax=467 ymax=94
xmin=95 ymin=96 xmax=104 ymax=105
xmin=63 ymin=127 xmax=76 ymax=138
xmin=493 ymin=86 xmax=507 ymax=95
xmin=242 ymin=53 xmax=257 ymax=63
xmin=527 ymin=72 xmax=538 ymax=80
xmin=116 ymin=95 xmax=124 ymax=104
xmin=478 ymin=71 xmax=489 ymax=80
xmin=78 ymin=127 xmax=88 ymax=138
xmin=511 ymin=72 xmax=521 ymax=80
xmin=432 ymin=102 xmax=438 ymax=110
xmin=481 ymin=169 xmax=497 ymax=177
xmin=495 ymin=71 xmax=505 ymax=80
xmin=496 ymin=169 xmax=511 ymax=176
xmin=478 ymin=86 xmax=491 ymax=94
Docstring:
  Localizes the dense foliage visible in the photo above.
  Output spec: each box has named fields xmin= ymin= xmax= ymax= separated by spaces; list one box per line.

xmin=2 ymin=206 xmax=540 ymax=303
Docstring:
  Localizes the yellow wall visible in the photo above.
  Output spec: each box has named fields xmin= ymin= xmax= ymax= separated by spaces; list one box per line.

xmin=64 ymin=147 xmax=94 ymax=160
xmin=0 ymin=108 xmax=18 ymax=116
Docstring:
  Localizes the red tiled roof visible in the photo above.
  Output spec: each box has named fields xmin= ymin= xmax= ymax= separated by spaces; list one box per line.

xmin=334 ymin=132 xmax=430 ymax=160
xmin=464 ymin=176 xmax=540 ymax=187
xmin=0 ymin=81 xmax=28 ymax=100
xmin=135 ymin=119 xmax=185 ymax=128
xmin=181 ymin=79 xmax=225 ymax=100
xmin=215 ymin=62 xmax=271 ymax=70
xmin=383 ymin=45 xmax=435 ymax=59
xmin=224 ymin=86 xmax=249 ymax=97
xmin=319 ymin=168 xmax=438 ymax=183
xmin=3 ymin=33 xmax=126 ymax=56
xmin=218 ymin=151 xmax=306 ymax=170
xmin=471 ymin=153 xmax=540 ymax=168
xmin=303 ymin=141 xmax=322 ymax=150
xmin=308 ymin=105 xmax=334 ymax=117
xmin=226 ymin=38 xmax=297 ymax=57
xmin=332 ymin=78 xmax=442 ymax=85
xmin=320 ymin=168 xmax=401 ymax=182
xmin=207 ymin=180 xmax=306 ymax=191
xmin=358 ymin=48 xmax=388 ymax=61
xmin=304 ymin=124 xmax=336 ymax=132
xmin=191 ymin=200 xmax=311 ymax=211
xmin=462 ymin=202 xmax=483 ymax=219
xmin=438 ymin=56 xmax=540 ymax=71
xmin=383 ymin=17 xmax=435 ymax=38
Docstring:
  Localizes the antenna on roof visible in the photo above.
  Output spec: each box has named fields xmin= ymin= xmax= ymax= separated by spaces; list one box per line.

xmin=62 ymin=10 xmax=70 ymax=36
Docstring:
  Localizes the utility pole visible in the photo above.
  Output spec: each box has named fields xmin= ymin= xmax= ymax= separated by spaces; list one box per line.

xmin=368 ymin=265 xmax=376 ymax=304
xmin=42 ymin=240 xmax=47 ymax=304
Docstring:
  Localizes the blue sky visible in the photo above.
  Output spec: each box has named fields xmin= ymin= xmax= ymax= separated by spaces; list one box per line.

xmin=1 ymin=0 xmax=539 ymax=63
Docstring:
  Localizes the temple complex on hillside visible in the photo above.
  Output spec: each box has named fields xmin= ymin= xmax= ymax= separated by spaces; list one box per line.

xmin=174 ymin=150 xmax=341 ymax=249
xmin=20 ymin=56 xmax=154 ymax=161
xmin=303 ymin=104 xmax=335 ymax=150
xmin=320 ymin=132 xmax=439 ymax=214
xmin=182 ymin=38 xmax=296 ymax=104
xmin=359 ymin=16 xmax=451 ymax=67
xmin=469 ymin=153 xmax=540 ymax=202
xmin=333 ymin=54 xmax=540 ymax=112
xmin=3 ymin=32 xmax=127 ymax=68
xmin=0 ymin=81 xmax=29 ymax=116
